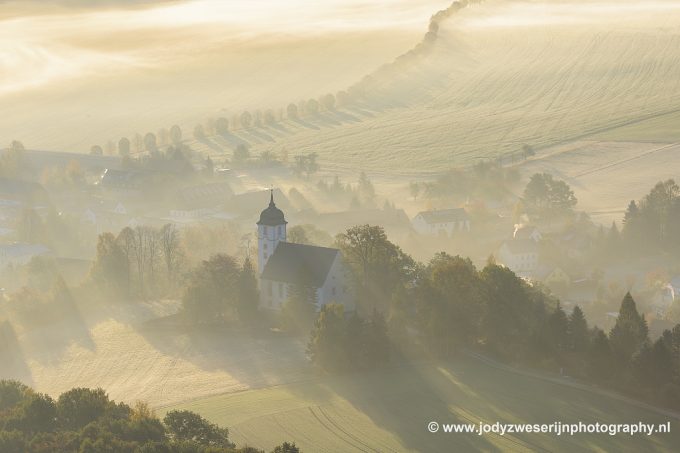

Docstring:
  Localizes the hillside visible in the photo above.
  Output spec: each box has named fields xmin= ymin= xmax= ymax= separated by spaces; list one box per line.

xmin=211 ymin=0 xmax=680 ymax=178
xmin=164 ymin=356 xmax=680 ymax=452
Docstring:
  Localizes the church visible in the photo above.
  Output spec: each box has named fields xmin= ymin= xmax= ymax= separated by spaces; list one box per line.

xmin=257 ymin=191 xmax=353 ymax=311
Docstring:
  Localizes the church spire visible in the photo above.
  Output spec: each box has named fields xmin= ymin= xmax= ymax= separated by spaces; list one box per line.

xmin=269 ymin=188 xmax=274 ymax=206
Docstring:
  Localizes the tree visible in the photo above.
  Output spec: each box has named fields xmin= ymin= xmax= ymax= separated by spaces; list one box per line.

xmin=523 ymin=173 xmax=577 ymax=221
xmin=306 ymin=99 xmax=319 ymax=114
xmin=163 ymin=410 xmax=234 ymax=448
xmin=181 ymin=254 xmax=240 ymax=323
xmin=264 ymin=110 xmax=276 ymax=125
xmin=632 ymin=338 xmax=675 ymax=389
xmin=587 ymin=327 xmax=614 ymax=380
xmin=321 ymin=93 xmax=336 ymax=111
xmin=548 ymin=302 xmax=569 ymax=353
xmin=609 ymin=292 xmax=648 ymax=365
xmin=479 ymin=263 xmax=538 ymax=358
xmin=272 ymin=442 xmax=300 ymax=453
xmin=90 ymin=233 xmax=128 ymax=296
xmin=287 ymin=225 xmax=310 ymax=245
xmin=307 ymin=304 xmax=346 ymax=371
xmin=419 ymin=254 xmax=483 ymax=355
xmin=89 ymin=145 xmax=103 ymax=156
xmin=240 ymin=111 xmax=253 ymax=128
xmin=568 ymin=305 xmax=589 ymax=352
xmin=169 ymin=125 xmax=182 ymax=144
xmin=292 ymin=153 xmax=319 ymax=178
xmin=236 ymin=257 xmax=260 ymax=324
xmin=358 ymin=172 xmax=375 ymax=204
xmin=56 ymin=388 xmax=113 ymax=430
xmin=286 ymin=103 xmax=298 ymax=120
xmin=233 ymin=144 xmax=250 ymax=162
xmin=144 ymin=133 xmax=158 ymax=153
xmin=215 ymin=117 xmax=229 ymax=134
xmin=336 ymin=225 xmax=416 ymax=313
xmin=193 ymin=124 xmax=205 ymax=140
xmin=118 ymin=137 xmax=130 ymax=157
xmin=160 ymin=224 xmax=183 ymax=287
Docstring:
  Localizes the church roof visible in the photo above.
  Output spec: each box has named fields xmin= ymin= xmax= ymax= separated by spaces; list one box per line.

xmin=261 ymin=242 xmax=339 ymax=287
xmin=257 ymin=190 xmax=287 ymax=226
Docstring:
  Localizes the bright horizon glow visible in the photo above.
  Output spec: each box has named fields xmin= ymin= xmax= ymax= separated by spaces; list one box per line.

xmin=0 ymin=0 xmax=449 ymax=97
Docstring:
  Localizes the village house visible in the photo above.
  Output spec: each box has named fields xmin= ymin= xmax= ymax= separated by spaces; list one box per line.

xmin=256 ymin=191 xmax=352 ymax=311
xmin=497 ymin=239 xmax=539 ymax=277
xmin=411 ymin=208 xmax=470 ymax=236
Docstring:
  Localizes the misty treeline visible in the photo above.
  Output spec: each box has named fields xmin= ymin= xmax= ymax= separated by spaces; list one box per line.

xmin=303 ymin=225 xmax=680 ymax=409
xmin=0 ymin=380 xmax=299 ymax=453
xmin=316 ymin=171 xmax=378 ymax=210
xmin=90 ymin=1 xmax=484 ymax=168
xmin=411 ymin=161 xmax=522 ymax=205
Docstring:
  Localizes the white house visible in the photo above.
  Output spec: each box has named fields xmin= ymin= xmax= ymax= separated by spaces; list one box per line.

xmin=256 ymin=191 xmax=353 ymax=311
xmin=497 ymin=239 xmax=539 ymax=277
xmin=412 ymin=208 xmax=470 ymax=236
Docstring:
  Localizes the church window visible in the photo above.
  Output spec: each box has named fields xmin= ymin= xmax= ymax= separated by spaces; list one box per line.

xmin=278 ymin=226 xmax=282 ymax=235
xmin=278 ymin=282 xmax=284 ymax=297
xmin=267 ymin=281 xmax=273 ymax=296
xmin=263 ymin=243 xmax=268 ymax=250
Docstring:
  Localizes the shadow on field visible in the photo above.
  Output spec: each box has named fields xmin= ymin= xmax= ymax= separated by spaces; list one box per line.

xmin=286 ymin=360 xmax=497 ymax=452
xmin=0 ymin=321 xmax=33 ymax=386
xmin=135 ymin=320 xmax=310 ymax=388
xmin=9 ymin=289 xmax=95 ymax=367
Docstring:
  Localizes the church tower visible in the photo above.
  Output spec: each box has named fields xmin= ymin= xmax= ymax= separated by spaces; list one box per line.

xmin=257 ymin=190 xmax=287 ymax=275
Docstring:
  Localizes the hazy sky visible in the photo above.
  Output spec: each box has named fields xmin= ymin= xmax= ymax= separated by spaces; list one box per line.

xmin=0 ymin=0 xmax=450 ymax=98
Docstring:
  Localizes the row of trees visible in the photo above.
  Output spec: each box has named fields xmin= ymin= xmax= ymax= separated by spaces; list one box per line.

xmin=307 ymin=305 xmax=390 ymax=372
xmin=181 ymin=255 xmax=260 ymax=325
xmin=0 ymin=381 xmax=299 ymax=452
xmin=622 ymin=179 xmax=680 ymax=253
xmin=90 ymin=224 xmax=185 ymax=299
xmin=323 ymin=225 xmax=680 ymax=407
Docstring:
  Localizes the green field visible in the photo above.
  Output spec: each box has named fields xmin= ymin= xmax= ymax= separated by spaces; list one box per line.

xmin=163 ymin=357 xmax=680 ymax=452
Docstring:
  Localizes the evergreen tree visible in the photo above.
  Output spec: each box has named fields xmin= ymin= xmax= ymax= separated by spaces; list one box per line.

xmin=567 ymin=305 xmax=589 ymax=352
xmin=609 ymin=292 xmax=648 ymax=365
xmin=587 ymin=327 xmax=614 ymax=381
xmin=548 ymin=302 xmax=569 ymax=353
xmin=632 ymin=338 xmax=674 ymax=389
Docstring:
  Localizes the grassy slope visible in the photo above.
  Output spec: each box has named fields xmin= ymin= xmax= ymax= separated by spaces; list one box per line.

xmin=163 ymin=357 xmax=680 ymax=452
xmin=189 ymin=1 xmax=680 ymax=179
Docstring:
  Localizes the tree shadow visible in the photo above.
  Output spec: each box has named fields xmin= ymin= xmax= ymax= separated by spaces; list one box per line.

xmin=0 ymin=320 xmax=33 ymax=386
xmin=197 ymin=137 xmax=225 ymax=153
xmin=285 ymin=359 xmax=499 ymax=452
xmin=16 ymin=294 xmax=96 ymax=367
xmin=292 ymin=118 xmax=321 ymax=131
xmin=240 ymin=128 xmax=276 ymax=144
xmin=213 ymin=132 xmax=250 ymax=150
xmin=134 ymin=319 xmax=310 ymax=390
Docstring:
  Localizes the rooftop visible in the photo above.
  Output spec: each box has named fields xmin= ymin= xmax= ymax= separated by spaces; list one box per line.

xmin=261 ymin=242 xmax=339 ymax=287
